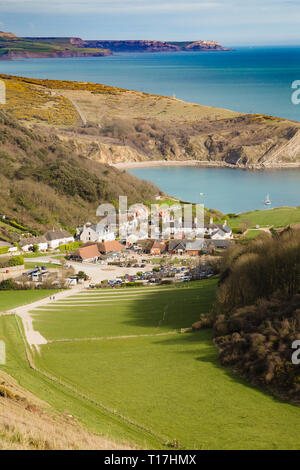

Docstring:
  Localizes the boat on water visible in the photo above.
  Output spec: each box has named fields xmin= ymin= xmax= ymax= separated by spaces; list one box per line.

xmin=264 ymin=194 xmax=272 ymax=205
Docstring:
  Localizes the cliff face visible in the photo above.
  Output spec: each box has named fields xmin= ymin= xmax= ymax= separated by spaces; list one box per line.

xmin=84 ymin=40 xmax=180 ymax=52
xmin=83 ymin=39 xmax=231 ymax=53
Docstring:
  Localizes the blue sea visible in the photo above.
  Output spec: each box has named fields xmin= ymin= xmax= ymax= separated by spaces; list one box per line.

xmin=1 ymin=46 xmax=300 ymax=121
xmin=128 ymin=166 xmax=300 ymax=214
xmin=1 ymin=46 xmax=300 ymax=212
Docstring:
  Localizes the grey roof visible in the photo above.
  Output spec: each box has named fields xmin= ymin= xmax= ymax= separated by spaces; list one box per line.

xmin=185 ymin=239 xmax=204 ymax=251
xmin=168 ymin=240 xmax=186 ymax=251
xmin=44 ymin=230 xmax=73 ymax=241
xmin=216 ymin=224 xmax=232 ymax=234
xmin=19 ymin=236 xmax=47 ymax=247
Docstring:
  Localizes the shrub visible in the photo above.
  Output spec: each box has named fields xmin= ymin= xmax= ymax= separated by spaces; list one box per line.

xmin=8 ymin=255 xmax=24 ymax=267
xmin=58 ymin=241 xmax=82 ymax=252
xmin=0 ymin=278 xmax=20 ymax=290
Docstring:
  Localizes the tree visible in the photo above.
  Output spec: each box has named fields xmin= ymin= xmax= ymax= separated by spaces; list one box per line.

xmin=77 ymin=270 xmax=88 ymax=280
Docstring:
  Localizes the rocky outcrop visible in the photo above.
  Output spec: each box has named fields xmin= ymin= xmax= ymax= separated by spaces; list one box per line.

xmin=184 ymin=40 xmax=231 ymax=51
xmin=0 ymin=31 xmax=17 ymax=40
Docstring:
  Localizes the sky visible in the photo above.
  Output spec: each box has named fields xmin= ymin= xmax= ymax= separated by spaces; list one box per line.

xmin=0 ymin=0 xmax=300 ymax=45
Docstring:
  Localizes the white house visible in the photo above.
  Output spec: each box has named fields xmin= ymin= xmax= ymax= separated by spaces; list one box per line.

xmin=19 ymin=236 xmax=48 ymax=253
xmin=80 ymin=222 xmax=116 ymax=243
xmin=211 ymin=221 xmax=233 ymax=240
xmin=44 ymin=230 xmax=74 ymax=249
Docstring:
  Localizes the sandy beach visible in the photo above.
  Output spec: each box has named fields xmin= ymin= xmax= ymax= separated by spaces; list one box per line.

xmin=112 ymin=160 xmax=235 ymax=170
xmin=112 ymin=160 xmax=300 ymax=170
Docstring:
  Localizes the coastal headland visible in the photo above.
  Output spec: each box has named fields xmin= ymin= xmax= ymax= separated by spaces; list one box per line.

xmin=1 ymin=73 xmax=299 ymax=170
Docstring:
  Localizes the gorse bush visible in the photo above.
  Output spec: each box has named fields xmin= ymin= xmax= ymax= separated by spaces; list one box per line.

xmin=214 ymin=228 xmax=300 ymax=403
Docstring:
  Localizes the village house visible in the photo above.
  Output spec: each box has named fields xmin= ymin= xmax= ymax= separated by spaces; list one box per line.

xmin=79 ymin=222 xmax=116 ymax=243
xmin=199 ymin=217 xmax=233 ymax=240
xmin=185 ymin=239 xmax=204 ymax=255
xmin=44 ymin=230 xmax=74 ymax=249
xmin=168 ymin=239 xmax=204 ymax=256
xmin=72 ymin=244 xmax=100 ymax=263
xmin=19 ymin=236 xmax=48 ymax=253
xmin=150 ymin=241 xmax=167 ymax=255
xmin=211 ymin=221 xmax=233 ymax=240
xmin=97 ymin=240 xmax=125 ymax=255
xmin=168 ymin=240 xmax=187 ymax=256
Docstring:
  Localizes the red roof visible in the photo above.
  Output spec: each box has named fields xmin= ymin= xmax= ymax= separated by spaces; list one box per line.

xmin=75 ymin=244 xmax=100 ymax=260
xmin=151 ymin=241 xmax=166 ymax=253
xmin=98 ymin=240 xmax=125 ymax=253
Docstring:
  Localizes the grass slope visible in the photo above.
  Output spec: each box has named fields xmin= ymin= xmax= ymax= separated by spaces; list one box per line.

xmin=0 ymin=290 xmax=60 ymax=312
xmin=228 ymin=206 xmax=300 ymax=229
xmin=36 ymin=331 xmax=300 ymax=450
xmin=32 ymin=280 xmax=217 ymax=340
xmin=0 ymin=315 xmax=162 ymax=448
xmin=25 ymin=280 xmax=300 ymax=450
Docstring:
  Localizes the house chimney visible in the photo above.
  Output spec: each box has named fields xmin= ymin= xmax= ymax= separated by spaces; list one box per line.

xmin=223 ymin=219 xmax=227 ymax=227
xmin=209 ymin=216 xmax=214 ymax=225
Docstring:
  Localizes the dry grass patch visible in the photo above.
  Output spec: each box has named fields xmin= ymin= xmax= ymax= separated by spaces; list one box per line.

xmin=0 ymin=370 xmax=133 ymax=450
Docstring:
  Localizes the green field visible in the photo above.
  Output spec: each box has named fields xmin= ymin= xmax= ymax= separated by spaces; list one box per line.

xmin=29 ymin=280 xmax=300 ymax=449
xmin=0 ymin=289 xmax=60 ymax=312
xmin=0 ymin=315 xmax=157 ymax=448
xmin=228 ymin=206 xmax=300 ymax=229
xmin=36 ymin=331 xmax=300 ymax=450
xmin=243 ymin=229 xmax=266 ymax=239
xmin=32 ymin=282 xmax=216 ymax=340
xmin=1 ymin=280 xmax=300 ymax=449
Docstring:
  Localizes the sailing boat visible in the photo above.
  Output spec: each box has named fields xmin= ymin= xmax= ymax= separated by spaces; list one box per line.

xmin=264 ymin=193 xmax=272 ymax=205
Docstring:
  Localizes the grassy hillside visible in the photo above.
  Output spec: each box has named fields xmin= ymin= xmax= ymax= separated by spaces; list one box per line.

xmin=228 ymin=206 xmax=300 ymax=229
xmin=9 ymin=280 xmax=299 ymax=450
xmin=0 ymin=315 xmax=147 ymax=448
xmin=0 ymin=35 xmax=110 ymax=59
xmin=0 ymin=110 xmax=159 ymax=237
xmin=0 ymin=290 xmax=61 ymax=312
xmin=1 ymin=74 xmax=300 ymax=168
xmin=1 ymin=279 xmax=300 ymax=449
